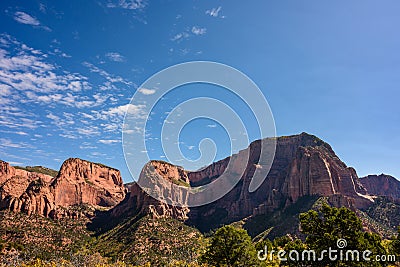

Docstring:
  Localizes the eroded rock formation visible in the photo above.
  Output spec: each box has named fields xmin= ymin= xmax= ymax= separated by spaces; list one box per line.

xmin=0 ymin=158 xmax=126 ymax=218
xmin=108 ymin=133 xmax=382 ymax=228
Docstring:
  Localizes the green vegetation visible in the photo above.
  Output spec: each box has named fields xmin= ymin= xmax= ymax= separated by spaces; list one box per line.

xmin=1 ymin=204 xmax=398 ymax=266
xmin=200 ymin=225 xmax=259 ymax=267
xmin=87 ymin=215 xmax=205 ymax=266
xmin=393 ymin=226 xmax=400 ymax=255
xmin=365 ymin=197 xmax=400 ymax=235
xmin=14 ymin=166 xmax=58 ymax=177
xmin=299 ymin=204 xmax=388 ymax=266
xmin=171 ymin=178 xmax=190 ymax=187
xmin=0 ymin=210 xmax=92 ymax=261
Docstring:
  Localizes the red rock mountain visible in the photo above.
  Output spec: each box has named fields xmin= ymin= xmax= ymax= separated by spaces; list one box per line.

xmin=360 ymin=174 xmax=400 ymax=201
xmin=108 ymin=133 xmax=396 ymax=230
xmin=2 ymin=133 xmax=398 ymax=231
xmin=0 ymin=158 xmax=126 ymax=218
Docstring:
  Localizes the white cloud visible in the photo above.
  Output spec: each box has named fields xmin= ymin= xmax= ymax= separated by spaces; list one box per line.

xmin=171 ymin=32 xmax=190 ymax=42
xmin=192 ymin=26 xmax=207 ymax=35
xmin=14 ymin=12 xmax=40 ymax=26
xmin=107 ymin=0 xmax=147 ymax=10
xmin=101 ymin=122 xmax=119 ymax=132
xmin=13 ymin=11 xmax=52 ymax=31
xmin=77 ymin=127 xmax=100 ymax=136
xmin=99 ymin=139 xmax=120 ymax=144
xmin=206 ymin=6 xmax=224 ymax=18
xmin=138 ymin=88 xmax=155 ymax=95
xmin=68 ymin=81 xmax=83 ymax=92
xmin=79 ymin=142 xmax=97 ymax=149
xmin=0 ymin=36 xmax=91 ymax=100
xmin=103 ymin=103 xmax=145 ymax=118
xmin=91 ymin=151 xmax=106 ymax=157
xmin=207 ymin=124 xmax=217 ymax=128
xmin=46 ymin=113 xmax=60 ymax=121
xmin=105 ymin=52 xmax=125 ymax=62
xmin=0 ymin=138 xmax=33 ymax=149
xmin=82 ymin=61 xmax=134 ymax=88
xmin=59 ymin=133 xmax=78 ymax=139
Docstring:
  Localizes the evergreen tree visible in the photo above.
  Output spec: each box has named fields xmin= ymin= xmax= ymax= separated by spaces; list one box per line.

xmin=299 ymin=204 xmax=387 ymax=267
xmin=200 ymin=225 xmax=259 ymax=267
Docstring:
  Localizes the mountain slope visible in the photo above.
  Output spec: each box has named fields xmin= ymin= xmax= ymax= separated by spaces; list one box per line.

xmin=101 ymin=132 xmax=389 ymax=235
xmin=88 ymin=215 xmax=204 ymax=266
xmin=360 ymin=174 xmax=400 ymax=201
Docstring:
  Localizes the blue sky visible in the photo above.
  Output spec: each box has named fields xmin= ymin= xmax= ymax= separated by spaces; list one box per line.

xmin=0 ymin=0 xmax=399 ymax=182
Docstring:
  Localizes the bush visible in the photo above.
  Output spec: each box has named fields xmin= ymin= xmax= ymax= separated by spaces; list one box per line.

xmin=200 ymin=225 xmax=259 ymax=266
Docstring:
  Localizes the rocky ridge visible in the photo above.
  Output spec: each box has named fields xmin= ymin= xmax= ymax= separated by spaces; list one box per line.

xmin=360 ymin=174 xmax=400 ymax=201
xmin=0 ymin=158 xmax=126 ymax=218
xmin=108 ymin=133 xmax=394 ymax=232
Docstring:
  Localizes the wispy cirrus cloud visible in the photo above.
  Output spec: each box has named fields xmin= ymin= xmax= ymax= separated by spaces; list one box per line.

xmin=99 ymin=139 xmax=120 ymax=144
xmin=82 ymin=61 xmax=134 ymax=88
xmin=0 ymin=35 xmax=90 ymax=99
xmin=105 ymin=52 xmax=125 ymax=62
xmin=0 ymin=138 xmax=34 ymax=149
xmin=206 ymin=6 xmax=224 ymax=18
xmin=13 ymin=11 xmax=52 ymax=31
xmin=171 ymin=32 xmax=190 ymax=42
xmin=13 ymin=11 xmax=40 ymax=26
xmin=171 ymin=26 xmax=207 ymax=42
xmin=106 ymin=0 xmax=147 ymax=10
xmin=192 ymin=26 xmax=207 ymax=35
xmin=0 ymin=33 xmax=141 ymax=164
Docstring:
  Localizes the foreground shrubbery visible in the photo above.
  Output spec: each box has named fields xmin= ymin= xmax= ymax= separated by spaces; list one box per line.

xmin=1 ymin=205 xmax=399 ymax=267
xmin=3 ymin=260 xmax=211 ymax=267
xmin=200 ymin=204 xmax=398 ymax=267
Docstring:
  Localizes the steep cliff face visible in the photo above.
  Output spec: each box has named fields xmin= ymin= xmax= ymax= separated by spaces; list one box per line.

xmin=360 ymin=174 xmax=400 ymax=201
xmin=107 ymin=133 xmax=376 ymax=230
xmin=110 ymin=161 xmax=190 ymax=221
xmin=52 ymin=158 xmax=125 ymax=207
xmin=186 ymin=133 xmax=374 ymax=228
xmin=0 ymin=158 xmax=126 ymax=218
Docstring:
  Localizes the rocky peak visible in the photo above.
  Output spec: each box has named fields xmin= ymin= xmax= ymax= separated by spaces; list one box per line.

xmin=150 ymin=160 xmax=190 ymax=186
xmin=0 ymin=158 xmax=126 ymax=218
xmin=360 ymin=174 xmax=400 ymax=201
xmin=0 ymin=160 xmax=16 ymax=183
xmin=55 ymin=158 xmax=123 ymax=185
xmin=52 ymin=158 xmax=125 ymax=207
xmin=106 ymin=133 xmax=376 ymax=231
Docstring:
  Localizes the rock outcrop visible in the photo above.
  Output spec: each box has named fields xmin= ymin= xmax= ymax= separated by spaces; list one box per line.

xmin=110 ymin=161 xmax=190 ymax=221
xmin=186 ymin=133 xmax=374 ymax=228
xmin=360 ymin=174 xmax=400 ymax=201
xmin=107 ymin=133 xmax=380 ymax=230
xmin=0 ymin=158 xmax=126 ymax=218
xmin=52 ymin=158 xmax=125 ymax=207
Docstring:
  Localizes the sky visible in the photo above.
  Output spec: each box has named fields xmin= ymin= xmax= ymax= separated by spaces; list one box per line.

xmin=0 ymin=0 xmax=399 ymax=182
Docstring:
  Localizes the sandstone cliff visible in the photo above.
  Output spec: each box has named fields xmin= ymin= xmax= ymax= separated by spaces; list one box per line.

xmin=0 ymin=158 xmax=126 ymax=218
xmin=107 ymin=133 xmax=378 ymax=230
xmin=360 ymin=174 xmax=400 ymax=201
